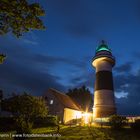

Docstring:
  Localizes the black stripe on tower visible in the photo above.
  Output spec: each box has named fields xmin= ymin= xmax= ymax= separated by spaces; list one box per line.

xmin=95 ymin=71 xmax=114 ymax=90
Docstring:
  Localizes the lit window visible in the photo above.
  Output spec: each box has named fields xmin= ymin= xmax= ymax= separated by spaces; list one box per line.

xmin=50 ymin=100 xmax=53 ymax=104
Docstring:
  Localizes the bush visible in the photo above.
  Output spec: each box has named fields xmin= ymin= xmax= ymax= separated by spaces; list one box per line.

xmin=109 ymin=115 xmax=127 ymax=130
xmin=34 ymin=116 xmax=58 ymax=127
xmin=15 ymin=116 xmax=32 ymax=134
xmin=66 ymin=118 xmax=82 ymax=125
xmin=131 ymin=119 xmax=140 ymax=131
xmin=0 ymin=116 xmax=33 ymax=133
xmin=46 ymin=116 xmax=58 ymax=125
xmin=0 ymin=117 xmax=16 ymax=131
xmin=0 ymin=116 xmax=58 ymax=132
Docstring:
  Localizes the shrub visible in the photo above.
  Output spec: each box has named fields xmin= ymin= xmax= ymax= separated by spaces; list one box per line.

xmin=34 ymin=116 xmax=58 ymax=127
xmin=109 ymin=115 xmax=127 ymax=130
xmin=2 ymin=93 xmax=48 ymax=133
xmin=0 ymin=117 xmax=15 ymax=131
xmin=15 ymin=116 xmax=32 ymax=134
xmin=46 ymin=116 xmax=58 ymax=125
xmin=66 ymin=118 xmax=82 ymax=125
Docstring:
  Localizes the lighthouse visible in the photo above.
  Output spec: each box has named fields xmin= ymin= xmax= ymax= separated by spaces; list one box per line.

xmin=92 ymin=41 xmax=116 ymax=118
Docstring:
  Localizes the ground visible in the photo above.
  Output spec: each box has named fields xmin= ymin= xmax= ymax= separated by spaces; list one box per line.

xmin=0 ymin=125 xmax=140 ymax=140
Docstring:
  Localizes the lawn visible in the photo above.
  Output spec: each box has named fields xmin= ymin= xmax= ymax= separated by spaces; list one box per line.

xmin=0 ymin=125 xmax=140 ymax=140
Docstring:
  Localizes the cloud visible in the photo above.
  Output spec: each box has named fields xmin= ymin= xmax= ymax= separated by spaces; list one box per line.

xmin=114 ymin=62 xmax=132 ymax=73
xmin=31 ymin=54 xmax=86 ymax=69
xmin=0 ymin=37 xmax=67 ymax=96
xmin=114 ymin=64 xmax=140 ymax=115
xmin=46 ymin=0 xmax=108 ymax=39
xmin=20 ymin=32 xmax=41 ymax=45
xmin=22 ymin=39 xmax=39 ymax=45
xmin=46 ymin=0 xmax=139 ymax=40
xmin=0 ymin=35 xmax=89 ymax=97
xmin=115 ymin=91 xmax=128 ymax=98
xmin=0 ymin=59 xmax=65 ymax=96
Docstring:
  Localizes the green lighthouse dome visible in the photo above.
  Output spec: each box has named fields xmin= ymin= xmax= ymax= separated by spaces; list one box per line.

xmin=96 ymin=40 xmax=111 ymax=53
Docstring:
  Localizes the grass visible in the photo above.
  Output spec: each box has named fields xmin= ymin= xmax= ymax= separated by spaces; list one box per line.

xmin=0 ymin=125 xmax=140 ymax=140
xmin=32 ymin=126 xmax=56 ymax=134
xmin=29 ymin=125 xmax=140 ymax=140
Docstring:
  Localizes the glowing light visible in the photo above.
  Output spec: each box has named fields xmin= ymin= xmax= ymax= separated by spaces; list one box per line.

xmin=63 ymin=108 xmax=82 ymax=124
xmin=92 ymin=57 xmax=108 ymax=67
xmin=97 ymin=47 xmax=110 ymax=52
xmin=82 ymin=112 xmax=91 ymax=124
xmin=96 ymin=44 xmax=111 ymax=53
xmin=75 ymin=111 xmax=82 ymax=118
xmin=64 ymin=108 xmax=92 ymax=125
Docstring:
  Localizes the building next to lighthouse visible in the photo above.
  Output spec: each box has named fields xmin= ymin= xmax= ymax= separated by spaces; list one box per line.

xmin=44 ymin=88 xmax=92 ymax=124
xmin=92 ymin=41 xmax=116 ymax=118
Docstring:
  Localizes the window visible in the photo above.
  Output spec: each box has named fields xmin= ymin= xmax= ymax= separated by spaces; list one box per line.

xmin=50 ymin=100 xmax=53 ymax=104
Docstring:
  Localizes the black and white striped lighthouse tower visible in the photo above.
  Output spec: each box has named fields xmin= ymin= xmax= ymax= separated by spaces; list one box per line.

xmin=92 ymin=41 xmax=116 ymax=118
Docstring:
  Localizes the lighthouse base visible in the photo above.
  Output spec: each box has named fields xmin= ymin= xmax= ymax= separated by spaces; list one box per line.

xmin=93 ymin=105 xmax=116 ymax=118
xmin=93 ymin=90 xmax=116 ymax=118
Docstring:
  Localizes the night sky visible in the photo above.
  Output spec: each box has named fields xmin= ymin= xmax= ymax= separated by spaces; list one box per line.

xmin=0 ymin=0 xmax=140 ymax=115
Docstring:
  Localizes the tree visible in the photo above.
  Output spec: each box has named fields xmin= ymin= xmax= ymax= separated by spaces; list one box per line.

xmin=109 ymin=115 xmax=127 ymax=130
xmin=0 ymin=54 xmax=6 ymax=64
xmin=2 ymin=93 xmax=48 ymax=133
xmin=0 ymin=0 xmax=45 ymax=37
xmin=66 ymin=86 xmax=93 ymax=112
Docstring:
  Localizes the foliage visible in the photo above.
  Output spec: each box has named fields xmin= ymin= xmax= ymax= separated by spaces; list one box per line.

xmin=0 ymin=54 xmax=6 ymax=64
xmin=2 ymin=93 xmax=48 ymax=133
xmin=109 ymin=115 xmax=127 ymax=130
xmin=0 ymin=116 xmax=57 ymax=132
xmin=15 ymin=115 xmax=33 ymax=134
xmin=66 ymin=85 xmax=93 ymax=111
xmin=0 ymin=117 xmax=15 ymax=131
xmin=34 ymin=116 xmax=58 ymax=127
xmin=0 ymin=0 xmax=45 ymax=37
xmin=69 ymin=118 xmax=82 ymax=125
xmin=131 ymin=119 xmax=140 ymax=131
xmin=46 ymin=116 xmax=58 ymax=125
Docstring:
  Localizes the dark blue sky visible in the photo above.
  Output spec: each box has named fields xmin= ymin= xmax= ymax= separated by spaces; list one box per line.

xmin=0 ymin=0 xmax=140 ymax=115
